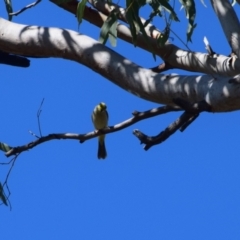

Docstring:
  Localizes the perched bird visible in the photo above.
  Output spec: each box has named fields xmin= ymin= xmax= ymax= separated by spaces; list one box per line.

xmin=91 ymin=102 xmax=108 ymax=159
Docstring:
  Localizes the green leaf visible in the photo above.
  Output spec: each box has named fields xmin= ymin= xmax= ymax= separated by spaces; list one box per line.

xmin=126 ymin=0 xmax=156 ymax=59
xmin=125 ymin=12 xmax=137 ymax=46
xmin=134 ymin=14 xmax=156 ymax=60
xmin=157 ymin=0 xmax=179 ymax=22
xmin=0 ymin=182 xmax=8 ymax=206
xmin=76 ymin=0 xmax=88 ymax=28
xmin=144 ymin=7 xmax=161 ymax=28
xmin=109 ymin=19 xmax=118 ymax=47
xmin=179 ymin=0 xmax=196 ymax=20
xmin=179 ymin=0 xmax=196 ymax=42
xmin=126 ymin=0 xmax=139 ymax=46
xmin=99 ymin=9 xmax=119 ymax=46
xmin=4 ymin=0 xmax=13 ymax=21
xmin=0 ymin=142 xmax=12 ymax=152
xmin=187 ymin=22 xmax=197 ymax=42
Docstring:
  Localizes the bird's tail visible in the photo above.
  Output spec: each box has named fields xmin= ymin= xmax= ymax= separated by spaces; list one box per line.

xmin=98 ymin=135 xmax=107 ymax=159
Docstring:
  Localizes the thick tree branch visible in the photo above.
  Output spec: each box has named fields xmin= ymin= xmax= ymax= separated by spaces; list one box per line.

xmin=210 ymin=0 xmax=240 ymax=58
xmin=50 ymin=0 xmax=240 ymax=77
xmin=1 ymin=18 xmax=240 ymax=112
xmin=5 ymin=105 xmax=182 ymax=157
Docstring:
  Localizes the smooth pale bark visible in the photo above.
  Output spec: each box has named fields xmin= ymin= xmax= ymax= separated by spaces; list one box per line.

xmin=211 ymin=0 xmax=240 ymax=57
xmin=0 ymin=18 xmax=240 ymax=112
xmin=51 ymin=0 xmax=240 ymax=77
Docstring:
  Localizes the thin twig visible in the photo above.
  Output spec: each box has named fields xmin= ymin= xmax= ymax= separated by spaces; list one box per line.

xmin=3 ymin=155 xmax=19 ymax=186
xmin=0 ymin=157 xmax=15 ymax=165
xmin=37 ymin=98 xmax=44 ymax=137
xmin=29 ymin=130 xmax=40 ymax=139
xmin=9 ymin=0 xmax=42 ymax=16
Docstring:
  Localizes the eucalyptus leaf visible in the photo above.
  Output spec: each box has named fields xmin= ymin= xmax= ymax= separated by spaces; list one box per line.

xmin=0 ymin=182 xmax=8 ymax=206
xmin=0 ymin=142 xmax=12 ymax=152
xmin=109 ymin=20 xmax=118 ymax=47
xmin=76 ymin=0 xmax=88 ymax=28
xmin=187 ymin=23 xmax=197 ymax=42
xmin=99 ymin=9 xmax=119 ymax=46
xmin=179 ymin=0 xmax=196 ymax=42
xmin=157 ymin=0 xmax=179 ymax=21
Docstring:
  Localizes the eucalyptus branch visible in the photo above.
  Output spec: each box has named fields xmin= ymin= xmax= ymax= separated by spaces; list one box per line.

xmin=210 ymin=0 xmax=240 ymax=58
xmin=9 ymin=0 xmax=42 ymax=16
xmin=2 ymin=18 xmax=240 ymax=111
xmin=49 ymin=0 xmax=240 ymax=76
xmin=5 ymin=105 xmax=182 ymax=157
xmin=179 ymin=114 xmax=199 ymax=132
xmin=49 ymin=0 xmax=165 ymax=55
xmin=133 ymin=111 xmax=196 ymax=150
xmin=80 ymin=105 xmax=182 ymax=143
xmin=133 ymin=99 xmax=211 ymax=150
xmin=87 ymin=0 xmax=162 ymax=40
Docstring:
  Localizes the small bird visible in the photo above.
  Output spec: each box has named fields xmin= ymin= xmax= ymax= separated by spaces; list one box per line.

xmin=91 ymin=102 xmax=108 ymax=159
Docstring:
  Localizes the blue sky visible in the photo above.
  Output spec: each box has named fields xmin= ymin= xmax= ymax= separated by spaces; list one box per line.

xmin=1 ymin=1 xmax=240 ymax=239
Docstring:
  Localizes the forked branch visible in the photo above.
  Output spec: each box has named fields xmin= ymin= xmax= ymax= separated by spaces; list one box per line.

xmin=49 ymin=0 xmax=240 ymax=76
xmin=133 ymin=100 xmax=211 ymax=150
xmin=5 ymin=105 xmax=182 ymax=157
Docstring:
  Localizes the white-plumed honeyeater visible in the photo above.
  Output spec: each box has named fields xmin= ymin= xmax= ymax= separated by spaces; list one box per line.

xmin=91 ymin=102 xmax=108 ymax=159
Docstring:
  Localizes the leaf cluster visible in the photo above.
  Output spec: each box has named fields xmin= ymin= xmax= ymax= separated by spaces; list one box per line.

xmin=76 ymin=0 xmax=196 ymax=51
